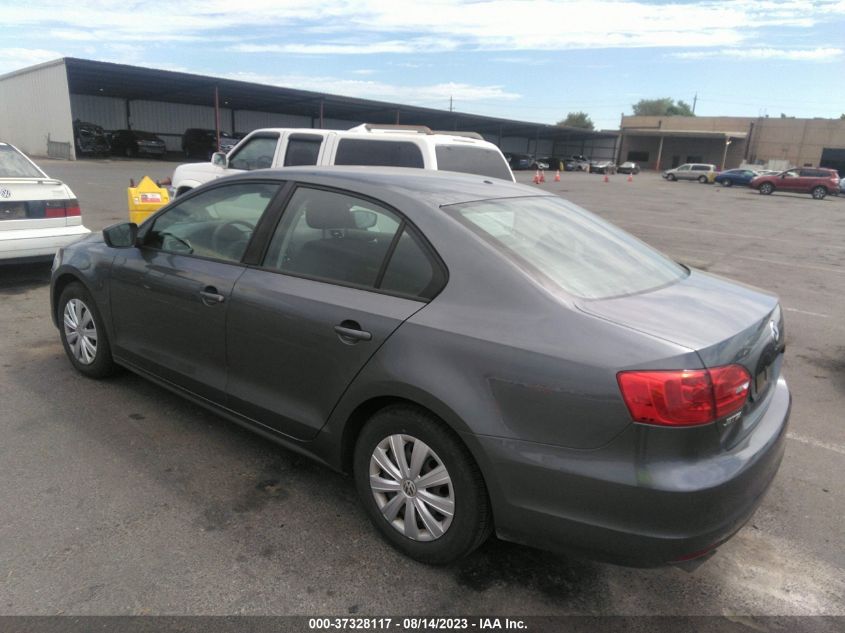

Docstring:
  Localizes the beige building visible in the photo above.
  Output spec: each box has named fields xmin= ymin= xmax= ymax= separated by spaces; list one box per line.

xmin=618 ymin=115 xmax=845 ymax=174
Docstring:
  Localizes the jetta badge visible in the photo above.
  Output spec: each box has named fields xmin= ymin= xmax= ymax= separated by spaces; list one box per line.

xmin=770 ymin=320 xmax=779 ymax=342
xmin=0 ymin=187 xmax=11 ymax=199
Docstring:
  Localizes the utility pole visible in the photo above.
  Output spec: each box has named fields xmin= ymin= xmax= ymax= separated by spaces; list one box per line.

xmin=449 ymin=96 xmax=453 ymax=112
xmin=692 ymin=93 xmax=698 ymax=114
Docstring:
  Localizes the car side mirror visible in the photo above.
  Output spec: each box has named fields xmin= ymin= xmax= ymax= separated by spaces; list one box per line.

xmin=351 ymin=209 xmax=378 ymax=229
xmin=211 ymin=152 xmax=228 ymax=168
xmin=103 ymin=222 xmax=138 ymax=248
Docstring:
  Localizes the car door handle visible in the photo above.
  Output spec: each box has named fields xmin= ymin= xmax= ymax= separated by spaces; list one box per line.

xmin=334 ymin=321 xmax=372 ymax=344
xmin=199 ymin=287 xmax=225 ymax=305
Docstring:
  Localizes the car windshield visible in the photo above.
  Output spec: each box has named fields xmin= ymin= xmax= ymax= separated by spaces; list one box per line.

xmin=0 ymin=144 xmax=46 ymax=178
xmin=444 ymin=195 xmax=687 ymax=300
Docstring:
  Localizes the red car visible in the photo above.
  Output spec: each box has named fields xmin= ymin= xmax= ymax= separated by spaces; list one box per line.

xmin=750 ymin=167 xmax=840 ymax=200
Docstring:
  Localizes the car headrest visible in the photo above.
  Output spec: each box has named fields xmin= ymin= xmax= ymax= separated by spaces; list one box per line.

xmin=305 ymin=197 xmax=356 ymax=230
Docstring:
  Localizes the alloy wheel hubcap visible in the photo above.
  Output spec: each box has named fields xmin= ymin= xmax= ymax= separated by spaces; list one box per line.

xmin=63 ymin=298 xmax=98 ymax=365
xmin=369 ymin=434 xmax=454 ymax=541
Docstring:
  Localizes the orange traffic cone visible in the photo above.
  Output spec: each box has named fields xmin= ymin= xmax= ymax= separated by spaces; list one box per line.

xmin=603 ymin=174 xmax=609 ymax=183
xmin=532 ymin=170 xmax=540 ymax=184
xmin=554 ymin=170 xmax=561 ymax=182
xmin=539 ymin=170 xmax=546 ymax=183
xmin=627 ymin=173 xmax=633 ymax=182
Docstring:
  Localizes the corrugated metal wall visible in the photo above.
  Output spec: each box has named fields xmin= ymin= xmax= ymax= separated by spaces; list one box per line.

xmin=70 ymin=94 xmax=125 ymax=130
xmin=235 ymin=111 xmax=310 ymax=131
xmin=0 ymin=60 xmax=75 ymax=159
xmin=131 ymin=100 xmax=232 ymax=151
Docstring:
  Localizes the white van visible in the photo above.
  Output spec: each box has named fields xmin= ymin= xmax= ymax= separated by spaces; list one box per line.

xmin=171 ymin=124 xmax=514 ymax=195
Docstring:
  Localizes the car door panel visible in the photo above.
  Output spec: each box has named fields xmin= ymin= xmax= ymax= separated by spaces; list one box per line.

xmin=110 ymin=248 xmax=245 ymax=402
xmin=226 ymin=270 xmax=424 ymax=440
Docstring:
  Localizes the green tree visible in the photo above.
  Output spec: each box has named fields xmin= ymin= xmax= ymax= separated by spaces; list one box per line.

xmin=557 ymin=111 xmax=595 ymax=130
xmin=632 ymin=98 xmax=695 ymax=116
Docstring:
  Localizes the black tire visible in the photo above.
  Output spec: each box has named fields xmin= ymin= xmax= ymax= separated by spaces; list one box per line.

xmin=811 ymin=186 xmax=827 ymax=200
xmin=57 ymin=282 xmax=119 ymax=379
xmin=759 ymin=182 xmax=774 ymax=195
xmin=721 ymin=179 xmax=733 ymax=187
xmin=354 ymin=405 xmax=492 ymax=565
xmin=125 ymin=146 xmax=136 ymax=158
xmin=667 ymin=174 xmax=676 ymax=181
xmin=698 ymin=175 xmax=708 ymax=183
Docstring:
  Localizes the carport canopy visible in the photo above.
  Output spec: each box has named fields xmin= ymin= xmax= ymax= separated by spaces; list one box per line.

xmin=63 ymin=57 xmax=616 ymax=149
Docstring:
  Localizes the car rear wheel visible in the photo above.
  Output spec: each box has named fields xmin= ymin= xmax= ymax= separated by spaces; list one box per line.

xmin=354 ymin=406 xmax=492 ymax=564
xmin=811 ymin=186 xmax=827 ymax=200
xmin=698 ymin=175 xmax=708 ymax=183
xmin=759 ymin=182 xmax=774 ymax=195
xmin=58 ymin=282 xmax=119 ymax=379
xmin=667 ymin=174 xmax=676 ymax=181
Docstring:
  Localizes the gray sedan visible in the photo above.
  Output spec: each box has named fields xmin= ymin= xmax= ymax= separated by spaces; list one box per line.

xmin=50 ymin=167 xmax=790 ymax=566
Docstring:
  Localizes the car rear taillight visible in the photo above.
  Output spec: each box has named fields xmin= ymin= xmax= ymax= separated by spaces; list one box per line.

xmin=45 ymin=198 xmax=81 ymax=218
xmin=617 ymin=365 xmax=750 ymax=427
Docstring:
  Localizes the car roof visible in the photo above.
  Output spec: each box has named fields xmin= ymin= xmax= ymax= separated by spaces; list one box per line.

xmin=219 ymin=166 xmax=546 ymax=206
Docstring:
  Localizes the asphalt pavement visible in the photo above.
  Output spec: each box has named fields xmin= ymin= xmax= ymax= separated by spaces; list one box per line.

xmin=0 ymin=158 xmax=843 ymax=617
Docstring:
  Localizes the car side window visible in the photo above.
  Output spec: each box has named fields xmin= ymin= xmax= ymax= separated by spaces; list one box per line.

xmin=335 ymin=139 xmax=424 ymax=168
xmin=784 ymin=170 xmax=798 ymax=178
xmin=228 ymin=135 xmax=279 ymax=170
xmin=145 ymin=183 xmax=280 ymax=262
xmin=379 ymin=229 xmax=441 ymax=299
xmin=284 ymin=135 xmax=323 ymax=166
xmin=677 ymin=165 xmax=690 ymax=171
xmin=263 ymin=187 xmax=402 ymax=288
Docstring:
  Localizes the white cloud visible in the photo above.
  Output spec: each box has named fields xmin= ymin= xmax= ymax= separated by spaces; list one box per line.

xmin=4 ymin=1 xmax=845 ymax=51
xmin=224 ymin=70 xmax=520 ymax=104
xmin=673 ymin=47 xmax=844 ymax=61
xmin=0 ymin=48 xmax=63 ymax=74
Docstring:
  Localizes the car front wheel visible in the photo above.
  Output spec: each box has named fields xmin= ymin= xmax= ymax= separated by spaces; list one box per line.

xmin=354 ymin=406 xmax=492 ymax=564
xmin=759 ymin=182 xmax=774 ymax=195
xmin=58 ymin=282 xmax=119 ymax=378
xmin=811 ymin=186 xmax=827 ymax=200
xmin=667 ymin=174 xmax=676 ymax=181
xmin=721 ymin=179 xmax=733 ymax=187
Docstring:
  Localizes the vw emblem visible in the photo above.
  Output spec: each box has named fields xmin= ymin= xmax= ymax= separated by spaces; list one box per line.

xmin=0 ymin=187 xmax=11 ymax=199
xmin=402 ymin=480 xmax=417 ymax=497
xmin=769 ymin=320 xmax=779 ymax=342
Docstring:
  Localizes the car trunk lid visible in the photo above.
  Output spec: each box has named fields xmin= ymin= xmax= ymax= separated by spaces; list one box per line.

xmin=577 ymin=269 xmax=785 ymax=422
xmin=0 ymin=179 xmax=74 ymax=230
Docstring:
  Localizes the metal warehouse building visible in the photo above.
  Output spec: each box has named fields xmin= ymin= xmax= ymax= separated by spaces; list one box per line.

xmin=0 ymin=57 xmax=618 ymax=162
xmin=619 ymin=115 xmax=845 ymax=174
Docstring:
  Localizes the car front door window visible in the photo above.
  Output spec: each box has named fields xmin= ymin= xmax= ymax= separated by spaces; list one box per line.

xmin=146 ymin=183 xmax=280 ymax=262
xmin=228 ymin=135 xmax=279 ymax=171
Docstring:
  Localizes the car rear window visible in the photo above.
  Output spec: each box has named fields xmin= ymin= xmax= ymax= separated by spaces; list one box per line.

xmin=444 ymin=196 xmax=687 ymax=300
xmin=335 ymin=139 xmax=424 ymax=168
xmin=0 ymin=145 xmax=44 ymax=178
xmin=435 ymin=145 xmax=512 ymax=181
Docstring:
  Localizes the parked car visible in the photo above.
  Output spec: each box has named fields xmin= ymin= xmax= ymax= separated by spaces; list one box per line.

xmin=531 ymin=156 xmax=550 ymax=170
xmin=173 ymin=124 xmax=514 ymax=195
xmin=182 ymin=128 xmax=238 ymax=159
xmin=617 ymin=161 xmax=640 ymax=175
xmin=73 ymin=120 xmax=110 ymax=156
xmin=110 ymin=130 xmax=167 ymax=159
xmin=663 ymin=163 xmax=717 ymax=183
xmin=715 ymin=168 xmax=759 ymax=187
xmin=0 ymin=142 xmax=90 ymax=263
xmin=750 ymin=167 xmax=841 ymax=200
xmin=589 ymin=160 xmax=617 ymax=174
xmin=569 ymin=155 xmax=590 ymax=171
xmin=51 ymin=167 xmax=789 ymax=566
xmin=507 ymin=153 xmax=534 ymax=170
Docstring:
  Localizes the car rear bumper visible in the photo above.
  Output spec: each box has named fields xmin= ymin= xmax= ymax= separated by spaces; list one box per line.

xmin=474 ymin=376 xmax=791 ymax=567
xmin=0 ymin=224 xmax=91 ymax=261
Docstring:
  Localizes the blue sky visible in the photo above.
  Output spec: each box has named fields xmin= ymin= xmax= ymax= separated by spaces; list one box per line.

xmin=2 ymin=0 xmax=844 ymax=130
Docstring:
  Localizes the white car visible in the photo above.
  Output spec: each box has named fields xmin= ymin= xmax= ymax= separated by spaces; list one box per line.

xmin=0 ymin=143 xmax=90 ymax=263
xmin=171 ymin=123 xmax=514 ymax=196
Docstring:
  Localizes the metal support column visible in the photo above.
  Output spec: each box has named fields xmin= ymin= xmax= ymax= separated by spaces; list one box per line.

xmin=655 ymin=135 xmax=664 ymax=171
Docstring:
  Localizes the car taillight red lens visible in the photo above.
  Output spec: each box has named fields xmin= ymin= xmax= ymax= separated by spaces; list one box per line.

xmin=617 ymin=365 xmax=750 ymax=427
xmin=44 ymin=199 xmax=81 ymax=218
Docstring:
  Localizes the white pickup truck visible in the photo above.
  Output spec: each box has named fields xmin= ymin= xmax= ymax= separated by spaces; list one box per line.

xmin=171 ymin=124 xmax=514 ymax=195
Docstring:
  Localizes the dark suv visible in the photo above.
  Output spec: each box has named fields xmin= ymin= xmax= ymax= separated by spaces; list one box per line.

xmin=750 ymin=167 xmax=841 ymax=200
xmin=182 ymin=129 xmax=238 ymax=159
